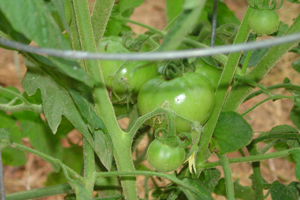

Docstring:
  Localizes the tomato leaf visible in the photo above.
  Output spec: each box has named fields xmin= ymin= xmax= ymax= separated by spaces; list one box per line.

xmin=290 ymin=104 xmax=300 ymax=129
xmin=45 ymin=146 xmax=83 ymax=186
xmin=0 ymin=128 xmax=11 ymax=149
xmin=270 ymin=125 xmax=299 ymax=135
xmin=0 ymin=0 xmax=69 ymax=49
xmin=213 ymin=111 xmax=253 ymax=154
xmin=180 ymin=178 xmax=213 ymax=200
xmin=12 ymin=111 xmax=63 ymax=171
xmin=291 ymin=150 xmax=300 ymax=181
xmin=0 ymin=112 xmax=26 ymax=166
xmin=69 ymin=90 xmax=112 ymax=171
xmin=214 ymin=178 xmax=255 ymax=200
xmin=165 ymin=0 xmax=184 ymax=23
xmin=159 ymin=1 xmax=206 ymax=51
xmin=292 ymin=59 xmax=300 ymax=73
xmin=270 ymin=181 xmax=300 ymax=200
xmin=119 ymin=0 xmax=145 ymax=14
xmin=198 ymin=168 xmax=221 ymax=193
xmin=22 ymin=58 xmax=93 ymax=143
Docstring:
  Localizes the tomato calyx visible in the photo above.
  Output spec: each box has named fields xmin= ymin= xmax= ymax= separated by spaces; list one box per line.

xmin=247 ymin=0 xmax=283 ymax=10
xmin=161 ymin=59 xmax=195 ymax=80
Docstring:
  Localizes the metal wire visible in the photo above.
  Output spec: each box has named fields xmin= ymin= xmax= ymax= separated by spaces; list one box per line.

xmin=0 ymin=147 xmax=6 ymax=200
xmin=0 ymin=33 xmax=300 ymax=61
xmin=210 ymin=0 xmax=218 ymax=47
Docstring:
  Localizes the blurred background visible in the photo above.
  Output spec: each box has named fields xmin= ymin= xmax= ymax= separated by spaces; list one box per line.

xmin=1 ymin=0 xmax=300 ymax=199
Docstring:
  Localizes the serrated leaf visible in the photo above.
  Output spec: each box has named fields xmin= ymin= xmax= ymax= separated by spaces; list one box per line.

xmin=290 ymin=104 xmax=300 ymax=129
xmin=270 ymin=181 xmax=299 ymax=200
xmin=180 ymin=178 xmax=213 ymax=200
xmin=0 ymin=111 xmax=26 ymax=166
xmin=0 ymin=0 xmax=69 ymax=49
xmin=27 ymin=53 xmax=95 ymax=90
xmin=119 ymin=0 xmax=145 ymax=14
xmin=213 ymin=111 xmax=253 ymax=154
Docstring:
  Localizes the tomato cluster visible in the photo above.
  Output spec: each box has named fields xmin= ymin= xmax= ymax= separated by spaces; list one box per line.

xmin=100 ymin=37 xmax=218 ymax=172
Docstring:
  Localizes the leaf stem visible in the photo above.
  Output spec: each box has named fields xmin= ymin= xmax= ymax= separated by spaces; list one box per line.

xmin=95 ymin=170 xmax=198 ymax=194
xmin=217 ymin=154 xmax=235 ymax=200
xmin=244 ymin=83 xmax=300 ymax=101
xmin=0 ymin=86 xmax=30 ymax=104
xmin=6 ymin=183 xmax=73 ymax=200
xmin=242 ymin=95 xmax=294 ymax=116
xmin=202 ymin=148 xmax=294 ymax=169
xmin=241 ymin=49 xmax=253 ymax=75
xmin=0 ymin=103 xmax=42 ymax=113
xmin=11 ymin=142 xmax=84 ymax=184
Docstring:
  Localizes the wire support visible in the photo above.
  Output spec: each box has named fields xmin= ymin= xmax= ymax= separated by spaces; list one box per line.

xmin=0 ymin=33 xmax=300 ymax=61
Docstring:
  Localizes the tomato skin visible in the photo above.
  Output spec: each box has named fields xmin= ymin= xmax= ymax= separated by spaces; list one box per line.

xmin=248 ymin=9 xmax=279 ymax=36
xmin=138 ymin=73 xmax=215 ymax=133
xmin=99 ymin=36 xmax=158 ymax=102
xmin=147 ymin=139 xmax=185 ymax=172
xmin=195 ymin=59 xmax=221 ymax=91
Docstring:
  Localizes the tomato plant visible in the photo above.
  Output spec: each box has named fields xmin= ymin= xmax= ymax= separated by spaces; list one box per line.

xmin=99 ymin=36 xmax=158 ymax=102
xmin=138 ymin=73 xmax=215 ymax=133
xmin=147 ymin=139 xmax=185 ymax=172
xmin=248 ymin=9 xmax=279 ymax=36
xmin=1 ymin=0 xmax=300 ymax=200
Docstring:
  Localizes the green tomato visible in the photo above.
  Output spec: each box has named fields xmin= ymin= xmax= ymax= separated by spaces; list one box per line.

xmin=138 ymin=73 xmax=215 ymax=133
xmin=147 ymin=139 xmax=185 ymax=172
xmin=195 ymin=59 xmax=221 ymax=91
xmin=99 ymin=36 xmax=158 ymax=102
xmin=248 ymin=9 xmax=279 ymax=36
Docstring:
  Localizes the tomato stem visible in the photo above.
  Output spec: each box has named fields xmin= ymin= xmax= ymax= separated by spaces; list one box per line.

xmin=217 ymin=154 xmax=235 ymax=200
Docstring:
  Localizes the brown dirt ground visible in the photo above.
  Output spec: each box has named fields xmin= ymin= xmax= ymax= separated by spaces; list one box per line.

xmin=1 ymin=0 xmax=300 ymax=199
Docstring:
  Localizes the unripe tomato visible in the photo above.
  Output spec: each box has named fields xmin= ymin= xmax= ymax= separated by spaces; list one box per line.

xmin=99 ymin=36 xmax=158 ymax=102
xmin=248 ymin=9 xmax=279 ymax=36
xmin=138 ymin=73 xmax=215 ymax=133
xmin=195 ymin=59 xmax=221 ymax=91
xmin=147 ymin=139 xmax=185 ymax=172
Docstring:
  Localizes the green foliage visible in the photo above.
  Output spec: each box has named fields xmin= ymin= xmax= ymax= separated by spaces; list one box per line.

xmin=0 ymin=0 xmax=300 ymax=200
xmin=212 ymin=111 xmax=253 ymax=154
xmin=270 ymin=181 xmax=300 ymax=200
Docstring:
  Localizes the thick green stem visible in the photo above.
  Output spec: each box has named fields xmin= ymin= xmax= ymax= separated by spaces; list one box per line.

xmin=196 ymin=7 xmax=253 ymax=175
xmin=223 ymin=14 xmax=300 ymax=112
xmin=83 ymin=137 xmax=96 ymax=196
xmin=72 ymin=0 xmax=138 ymax=198
xmin=217 ymin=154 xmax=235 ymax=200
xmin=91 ymin=0 xmax=115 ymax=46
